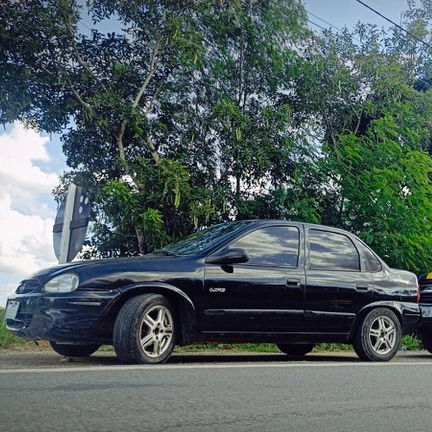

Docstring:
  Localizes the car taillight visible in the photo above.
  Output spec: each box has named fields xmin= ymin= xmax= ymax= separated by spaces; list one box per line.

xmin=417 ymin=284 xmax=421 ymax=303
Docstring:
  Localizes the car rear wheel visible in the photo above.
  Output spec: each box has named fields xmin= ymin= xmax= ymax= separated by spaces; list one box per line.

xmin=49 ymin=341 xmax=101 ymax=357
xmin=353 ymin=308 xmax=401 ymax=362
xmin=113 ymin=293 xmax=176 ymax=364
xmin=277 ymin=343 xmax=315 ymax=356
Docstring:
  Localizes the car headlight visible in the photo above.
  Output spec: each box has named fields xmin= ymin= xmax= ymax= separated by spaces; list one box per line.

xmin=43 ymin=273 xmax=80 ymax=293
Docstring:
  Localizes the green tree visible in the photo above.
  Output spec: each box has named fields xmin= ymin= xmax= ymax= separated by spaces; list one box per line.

xmin=4 ymin=0 xmax=432 ymax=274
xmin=321 ymin=109 xmax=432 ymax=273
xmin=1 ymin=0 xmax=312 ymax=256
xmin=297 ymin=5 xmax=432 ymax=273
xmin=168 ymin=0 xmax=316 ymax=221
xmin=0 ymin=0 xmax=79 ymax=130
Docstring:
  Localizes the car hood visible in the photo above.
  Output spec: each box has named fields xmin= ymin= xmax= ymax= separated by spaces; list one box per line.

xmin=22 ymin=254 xmax=201 ymax=288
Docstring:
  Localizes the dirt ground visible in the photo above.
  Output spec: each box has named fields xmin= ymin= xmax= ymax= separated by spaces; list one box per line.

xmin=2 ymin=342 xmax=432 ymax=370
xmin=0 ymin=342 xmax=121 ymax=369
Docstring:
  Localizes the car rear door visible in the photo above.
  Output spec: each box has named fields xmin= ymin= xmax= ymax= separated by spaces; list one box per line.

xmin=303 ymin=227 xmax=374 ymax=334
xmin=202 ymin=224 xmax=306 ymax=333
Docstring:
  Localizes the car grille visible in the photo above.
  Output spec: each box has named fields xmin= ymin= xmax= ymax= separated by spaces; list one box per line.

xmin=16 ymin=280 xmax=42 ymax=294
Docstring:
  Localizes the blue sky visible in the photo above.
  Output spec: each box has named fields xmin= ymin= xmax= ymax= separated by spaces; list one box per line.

xmin=0 ymin=0 xmax=417 ymax=307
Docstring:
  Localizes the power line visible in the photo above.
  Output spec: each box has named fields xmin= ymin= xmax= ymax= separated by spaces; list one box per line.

xmin=355 ymin=0 xmax=401 ymax=27
xmin=298 ymin=2 xmax=432 ymax=88
xmin=306 ymin=17 xmax=328 ymax=33
xmin=355 ymin=0 xmax=432 ymax=49
xmin=303 ymin=8 xmax=364 ymax=44
xmin=306 ymin=10 xmax=344 ymax=33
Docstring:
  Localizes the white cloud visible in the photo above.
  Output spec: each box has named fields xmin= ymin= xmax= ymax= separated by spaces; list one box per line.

xmin=0 ymin=122 xmax=61 ymax=217
xmin=0 ymin=122 xmax=64 ymax=306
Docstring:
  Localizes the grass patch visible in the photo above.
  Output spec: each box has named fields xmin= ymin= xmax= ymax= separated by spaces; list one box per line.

xmin=176 ymin=336 xmax=424 ymax=354
xmin=400 ymin=334 xmax=423 ymax=351
xmin=0 ymin=307 xmax=28 ymax=348
xmin=0 ymin=335 xmax=424 ymax=352
xmin=314 ymin=343 xmax=353 ymax=352
xmin=176 ymin=343 xmax=280 ymax=353
xmin=176 ymin=343 xmax=352 ymax=353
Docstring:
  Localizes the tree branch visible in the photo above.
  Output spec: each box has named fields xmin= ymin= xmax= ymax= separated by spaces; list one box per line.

xmin=117 ymin=36 xmax=165 ymax=167
xmin=70 ymin=86 xmax=91 ymax=109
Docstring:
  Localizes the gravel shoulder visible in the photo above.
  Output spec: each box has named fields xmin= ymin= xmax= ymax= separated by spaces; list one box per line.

xmin=1 ymin=343 xmax=432 ymax=369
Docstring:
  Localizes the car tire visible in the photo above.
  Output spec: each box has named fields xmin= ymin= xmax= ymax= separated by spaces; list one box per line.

xmin=113 ymin=293 xmax=176 ymax=364
xmin=277 ymin=343 xmax=315 ymax=356
xmin=353 ymin=308 xmax=401 ymax=361
xmin=49 ymin=341 xmax=101 ymax=357
xmin=420 ymin=332 xmax=432 ymax=353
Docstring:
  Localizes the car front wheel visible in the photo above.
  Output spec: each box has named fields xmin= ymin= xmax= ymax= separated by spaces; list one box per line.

xmin=49 ymin=342 xmax=101 ymax=357
xmin=353 ymin=308 xmax=401 ymax=362
xmin=113 ymin=293 xmax=176 ymax=364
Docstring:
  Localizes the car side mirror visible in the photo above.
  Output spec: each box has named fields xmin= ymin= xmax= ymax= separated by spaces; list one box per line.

xmin=206 ymin=248 xmax=249 ymax=265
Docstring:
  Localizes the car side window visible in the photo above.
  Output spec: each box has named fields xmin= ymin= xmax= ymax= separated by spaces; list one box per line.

xmin=229 ymin=226 xmax=300 ymax=267
xmin=309 ymin=229 xmax=360 ymax=271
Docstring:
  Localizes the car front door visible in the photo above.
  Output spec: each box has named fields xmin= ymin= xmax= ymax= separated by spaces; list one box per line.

xmin=202 ymin=225 xmax=306 ymax=334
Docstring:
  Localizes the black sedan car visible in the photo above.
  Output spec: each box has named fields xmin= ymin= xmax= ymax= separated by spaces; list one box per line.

xmin=6 ymin=220 xmax=420 ymax=363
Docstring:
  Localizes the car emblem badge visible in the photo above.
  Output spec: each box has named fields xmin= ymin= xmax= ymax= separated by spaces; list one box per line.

xmin=209 ymin=287 xmax=226 ymax=293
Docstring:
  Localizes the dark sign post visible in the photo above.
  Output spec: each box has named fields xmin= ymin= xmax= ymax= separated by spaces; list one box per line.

xmin=53 ymin=184 xmax=90 ymax=263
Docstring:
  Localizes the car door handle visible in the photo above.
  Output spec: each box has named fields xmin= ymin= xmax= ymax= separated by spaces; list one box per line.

xmin=286 ymin=279 xmax=301 ymax=288
xmin=356 ymin=283 xmax=369 ymax=291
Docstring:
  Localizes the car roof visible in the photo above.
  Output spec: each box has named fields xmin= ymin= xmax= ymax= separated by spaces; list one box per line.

xmin=233 ymin=219 xmax=355 ymax=235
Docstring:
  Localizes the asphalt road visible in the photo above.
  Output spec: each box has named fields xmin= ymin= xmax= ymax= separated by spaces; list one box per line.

xmin=2 ymin=350 xmax=432 ymax=432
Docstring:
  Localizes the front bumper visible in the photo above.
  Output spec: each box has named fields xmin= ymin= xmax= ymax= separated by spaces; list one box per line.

xmin=6 ymin=290 xmax=119 ymax=344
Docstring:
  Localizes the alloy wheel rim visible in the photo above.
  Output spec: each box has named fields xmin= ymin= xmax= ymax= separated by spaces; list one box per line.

xmin=368 ymin=315 xmax=397 ymax=355
xmin=139 ymin=305 xmax=174 ymax=358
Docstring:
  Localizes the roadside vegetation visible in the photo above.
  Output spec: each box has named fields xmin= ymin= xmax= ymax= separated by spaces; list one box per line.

xmin=0 ymin=307 xmax=423 ymax=352
xmin=0 ymin=308 xmax=27 ymax=348
xmin=3 ymin=1 xmax=432 ymax=275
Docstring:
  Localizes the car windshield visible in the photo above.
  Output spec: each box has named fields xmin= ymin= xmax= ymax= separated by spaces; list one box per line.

xmin=154 ymin=221 xmax=252 ymax=256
